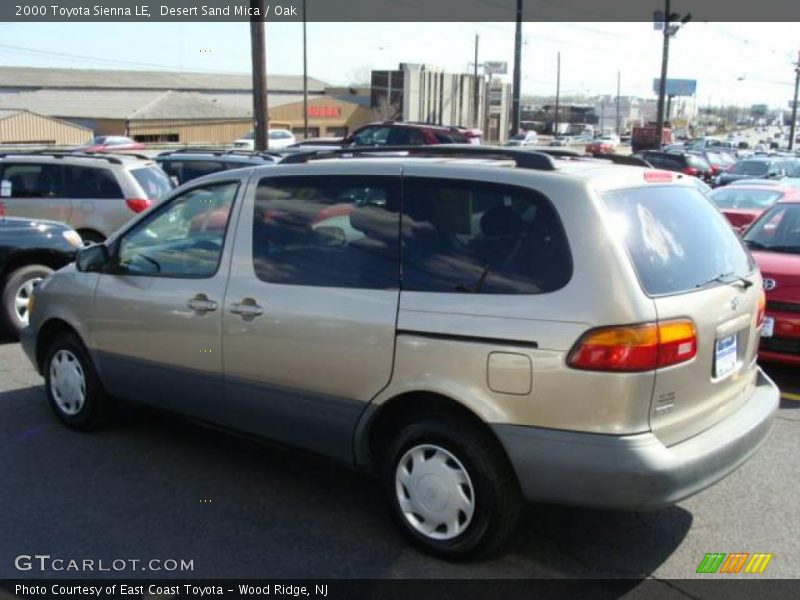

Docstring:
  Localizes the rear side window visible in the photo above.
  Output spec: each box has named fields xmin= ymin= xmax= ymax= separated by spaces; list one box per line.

xmin=388 ymin=128 xmax=426 ymax=145
xmin=731 ymin=161 xmax=768 ymax=176
xmin=402 ymin=178 xmax=572 ymax=294
xmin=710 ymin=188 xmax=782 ymax=210
xmin=252 ymin=176 xmax=400 ymax=289
xmin=1 ymin=163 xmax=63 ymax=198
xmin=64 ymin=165 xmax=123 ymax=199
xmin=434 ymin=132 xmax=467 ymax=143
xmin=687 ymin=155 xmax=710 ymax=170
xmin=603 ymin=186 xmax=753 ymax=296
xmin=131 ymin=166 xmax=172 ymax=200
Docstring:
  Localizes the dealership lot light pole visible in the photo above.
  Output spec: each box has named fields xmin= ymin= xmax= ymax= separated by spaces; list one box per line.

xmin=510 ymin=0 xmax=522 ymax=136
xmin=790 ymin=50 xmax=799 ymax=151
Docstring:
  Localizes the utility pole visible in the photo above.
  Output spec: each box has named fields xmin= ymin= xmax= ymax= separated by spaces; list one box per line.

xmin=654 ymin=1 xmax=690 ymax=147
xmin=510 ymin=0 xmax=522 ymax=136
xmin=250 ymin=0 xmax=268 ymax=150
xmin=790 ymin=50 xmax=800 ymax=151
xmin=554 ymin=51 xmax=561 ymax=136
xmin=473 ymin=33 xmax=480 ymax=129
xmin=302 ymin=0 xmax=308 ymax=140
xmin=654 ymin=0 xmax=671 ymax=148
xmin=616 ymin=70 xmax=621 ymax=135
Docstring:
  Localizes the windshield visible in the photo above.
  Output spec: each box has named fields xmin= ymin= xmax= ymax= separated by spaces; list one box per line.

xmin=731 ymin=161 xmax=769 ymax=176
xmin=131 ymin=166 xmax=173 ymax=201
xmin=710 ymin=188 xmax=782 ymax=210
xmin=743 ymin=203 xmax=800 ymax=253
xmin=603 ymin=185 xmax=753 ymax=295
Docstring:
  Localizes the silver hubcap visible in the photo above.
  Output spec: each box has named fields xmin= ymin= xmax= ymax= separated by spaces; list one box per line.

xmin=14 ymin=277 xmax=42 ymax=325
xmin=395 ymin=444 xmax=475 ymax=540
xmin=49 ymin=350 xmax=86 ymax=416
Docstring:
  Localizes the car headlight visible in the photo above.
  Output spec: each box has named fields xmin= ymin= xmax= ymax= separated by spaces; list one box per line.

xmin=62 ymin=230 xmax=83 ymax=248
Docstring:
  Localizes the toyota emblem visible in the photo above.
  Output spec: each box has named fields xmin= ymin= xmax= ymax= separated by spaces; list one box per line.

xmin=763 ymin=278 xmax=777 ymax=291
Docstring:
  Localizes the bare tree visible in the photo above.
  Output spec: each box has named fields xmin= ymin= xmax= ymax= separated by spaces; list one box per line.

xmin=373 ymin=94 xmax=401 ymax=121
xmin=346 ymin=64 xmax=374 ymax=87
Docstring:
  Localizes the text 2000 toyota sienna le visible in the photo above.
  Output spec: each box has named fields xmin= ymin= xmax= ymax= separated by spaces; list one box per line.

xmin=22 ymin=147 xmax=779 ymax=558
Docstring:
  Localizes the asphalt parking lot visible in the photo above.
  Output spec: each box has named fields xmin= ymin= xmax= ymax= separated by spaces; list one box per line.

xmin=0 ymin=336 xmax=797 ymax=580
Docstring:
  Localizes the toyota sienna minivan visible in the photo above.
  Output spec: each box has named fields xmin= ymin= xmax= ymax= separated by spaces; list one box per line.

xmin=21 ymin=146 xmax=779 ymax=558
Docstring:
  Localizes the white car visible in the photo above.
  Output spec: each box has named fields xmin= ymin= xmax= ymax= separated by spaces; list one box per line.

xmin=505 ymin=131 xmax=539 ymax=147
xmin=234 ymin=129 xmax=296 ymax=150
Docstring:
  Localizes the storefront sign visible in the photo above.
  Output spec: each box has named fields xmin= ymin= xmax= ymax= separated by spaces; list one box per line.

xmin=308 ymin=106 xmax=343 ymax=118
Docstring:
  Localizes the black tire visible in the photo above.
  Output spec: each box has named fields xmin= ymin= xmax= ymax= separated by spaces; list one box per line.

xmin=382 ymin=415 xmax=522 ymax=559
xmin=1 ymin=264 xmax=53 ymax=338
xmin=43 ymin=332 xmax=113 ymax=431
xmin=77 ymin=230 xmax=105 ymax=245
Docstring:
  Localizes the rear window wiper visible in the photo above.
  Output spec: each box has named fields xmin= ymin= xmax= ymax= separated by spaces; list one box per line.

xmin=696 ymin=272 xmax=753 ymax=289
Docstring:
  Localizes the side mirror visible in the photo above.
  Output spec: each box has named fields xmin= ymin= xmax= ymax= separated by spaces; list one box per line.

xmin=76 ymin=243 xmax=110 ymax=272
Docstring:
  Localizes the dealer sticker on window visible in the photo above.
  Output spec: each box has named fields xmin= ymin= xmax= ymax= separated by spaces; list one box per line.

xmin=714 ymin=335 xmax=737 ymax=379
xmin=761 ymin=316 xmax=774 ymax=338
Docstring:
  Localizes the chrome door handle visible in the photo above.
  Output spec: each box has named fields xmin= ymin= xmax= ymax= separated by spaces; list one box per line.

xmin=187 ymin=294 xmax=218 ymax=314
xmin=229 ymin=299 xmax=264 ymax=318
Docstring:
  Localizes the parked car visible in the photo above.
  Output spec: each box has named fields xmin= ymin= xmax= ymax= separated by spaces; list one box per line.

xmin=344 ymin=121 xmax=482 ymax=146
xmin=0 ymin=152 xmax=173 ymax=243
xmin=234 ymin=129 xmax=297 ymax=151
xmin=585 ymin=135 xmax=619 ymax=155
xmin=742 ymin=199 xmax=800 ymax=365
xmin=77 ymin=136 xmax=145 ymax=153
xmin=548 ymin=135 xmax=572 ymax=146
xmin=715 ymin=156 xmax=793 ymax=187
xmin=505 ymin=131 xmax=539 ymax=147
xmin=709 ymin=183 xmax=795 ymax=233
xmin=690 ymin=149 xmax=735 ymax=179
xmin=0 ymin=215 xmax=81 ymax=337
xmin=633 ymin=150 xmax=714 ymax=183
xmin=21 ymin=147 xmax=778 ymax=558
xmin=156 ymin=150 xmax=277 ymax=186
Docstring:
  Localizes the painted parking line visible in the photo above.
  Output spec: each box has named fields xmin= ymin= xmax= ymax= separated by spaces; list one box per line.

xmin=780 ymin=392 xmax=800 ymax=402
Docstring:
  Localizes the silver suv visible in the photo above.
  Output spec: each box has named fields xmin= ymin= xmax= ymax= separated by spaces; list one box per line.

xmin=0 ymin=152 xmax=172 ymax=243
xmin=21 ymin=147 xmax=779 ymax=558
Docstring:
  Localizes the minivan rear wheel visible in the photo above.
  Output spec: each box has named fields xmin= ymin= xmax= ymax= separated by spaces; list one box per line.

xmin=382 ymin=416 xmax=521 ymax=559
xmin=44 ymin=333 xmax=113 ymax=431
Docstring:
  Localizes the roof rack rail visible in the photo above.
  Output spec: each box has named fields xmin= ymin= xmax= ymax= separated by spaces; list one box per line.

xmin=278 ymin=144 xmax=558 ymax=171
xmin=157 ymin=147 xmax=228 ymax=156
xmin=0 ymin=150 xmax=122 ymax=165
xmin=541 ymin=148 xmax=651 ymax=168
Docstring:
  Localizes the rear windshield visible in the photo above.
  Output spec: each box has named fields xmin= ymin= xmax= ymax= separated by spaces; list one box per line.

xmin=731 ymin=161 xmax=769 ymax=176
xmin=603 ymin=186 xmax=753 ymax=296
xmin=710 ymin=188 xmax=782 ymax=210
xmin=131 ymin=166 xmax=172 ymax=200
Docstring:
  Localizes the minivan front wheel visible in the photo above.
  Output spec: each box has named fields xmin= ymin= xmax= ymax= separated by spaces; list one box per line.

xmin=383 ymin=417 xmax=521 ymax=559
xmin=44 ymin=333 xmax=112 ymax=431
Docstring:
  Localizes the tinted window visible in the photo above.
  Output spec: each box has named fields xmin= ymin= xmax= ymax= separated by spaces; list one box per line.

xmin=603 ymin=186 xmax=753 ymax=296
xmin=64 ymin=165 xmax=122 ymax=199
xmin=177 ymin=160 xmax=226 ymax=184
xmin=352 ymin=127 xmax=390 ymax=146
xmin=252 ymin=176 xmax=400 ymax=289
xmin=387 ymin=127 xmax=426 ymax=145
xmin=744 ymin=204 xmax=800 ymax=253
xmin=117 ymin=182 xmax=238 ymax=277
xmin=434 ymin=132 xmax=467 ymax=143
xmin=131 ymin=166 xmax=172 ymax=200
xmin=402 ymin=178 xmax=572 ymax=294
xmin=710 ymin=188 xmax=782 ymax=210
xmin=1 ymin=163 xmax=63 ymax=198
xmin=731 ymin=161 xmax=769 ymax=176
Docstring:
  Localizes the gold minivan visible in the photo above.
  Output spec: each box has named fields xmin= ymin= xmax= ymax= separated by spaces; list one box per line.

xmin=21 ymin=148 xmax=779 ymax=558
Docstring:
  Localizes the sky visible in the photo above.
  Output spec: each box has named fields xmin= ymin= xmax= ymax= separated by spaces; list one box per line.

xmin=0 ymin=21 xmax=797 ymax=108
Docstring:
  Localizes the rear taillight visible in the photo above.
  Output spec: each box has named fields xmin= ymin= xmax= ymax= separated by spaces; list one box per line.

xmin=681 ymin=167 xmax=699 ymax=176
xmin=568 ymin=319 xmax=697 ymax=372
xmin=0 ymin=202 xmax=5 ymax=217
xmin=709 ymin=165 xmax=719 ymax=174
xmin=756 ymin=289 xmax=766 ymax=328
xmin=126 ymin=198 xmax=152 ymax=213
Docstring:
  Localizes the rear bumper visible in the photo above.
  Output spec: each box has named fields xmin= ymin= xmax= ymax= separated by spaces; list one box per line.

xmin=493 ymin=367 xmax=779 ymax=510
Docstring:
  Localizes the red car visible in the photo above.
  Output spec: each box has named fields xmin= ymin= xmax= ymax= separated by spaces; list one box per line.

xmin=742 ymin=197 xmax=800 ymax=365
xmin=344 ymin=121 xmax=482 ymax=146
xmin=710 ymin=183 xmax=798 ymax=234
xmin=78 ymin=135 xmax=145 ymax=153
